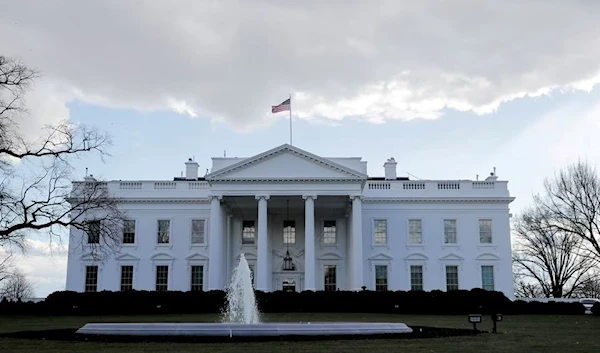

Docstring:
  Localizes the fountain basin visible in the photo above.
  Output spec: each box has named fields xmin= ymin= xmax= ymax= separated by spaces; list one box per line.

xmin=76 ymin=322 xmax=413 ymax=337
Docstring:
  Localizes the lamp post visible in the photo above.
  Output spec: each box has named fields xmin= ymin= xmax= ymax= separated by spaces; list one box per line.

xmin=491 ymin=313 xmax=502 ymax=333
xmin=468 ymin=314 xmax=482 ymax=332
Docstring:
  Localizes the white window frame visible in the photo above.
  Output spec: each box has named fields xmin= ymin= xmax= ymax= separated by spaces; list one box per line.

xmin=407 ymin=218 xmax=423 ymax=245
xmin=442 ymin=218 xmax=458 ymax=245
xmin=156 ymin=218 xmax=173 ymax=247
xmin=373 ymin=264 xmax=389 ymax=291
xmin=372 ymin=218 xmax=388 ymax=246
xmin=478 ymin=218 xmax=493 ymax=245
xmin=481 ymin=265 xmax=495 ymax=291
xmin=115 ymin=254 xmax=139 ymax=291
xmin=190 ymin=218 xmax=207 ymax=246
xmin=121 ymin=218 xmax=137 ymax=247
xmin=242 ymin=220 xmax=257 ymax=246
xmin=409 ymin=264 xmax=424 ymax=291
xmin=404 ymin=253 xmax=428 ymax=291
xmin=445 ymin=265 xmax=460 ymax=291
xmin=322 ymin=219 xmax=338 ymax=247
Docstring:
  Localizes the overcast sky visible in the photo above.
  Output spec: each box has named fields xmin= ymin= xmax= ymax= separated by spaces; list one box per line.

xmin=1 ymin=0 xmax=600 ymax=297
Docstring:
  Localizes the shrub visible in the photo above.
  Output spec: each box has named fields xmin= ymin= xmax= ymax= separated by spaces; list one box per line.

xmin=0 ymin=289 xmax=588 ymax=316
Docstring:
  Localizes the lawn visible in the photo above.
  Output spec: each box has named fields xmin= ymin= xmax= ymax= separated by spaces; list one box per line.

xmin=0 ymin=313 xmax=598 ymax=353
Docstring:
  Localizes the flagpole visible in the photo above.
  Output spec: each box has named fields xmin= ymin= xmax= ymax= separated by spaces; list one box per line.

xmin=289 ymin=93 xmax=293 ymax=146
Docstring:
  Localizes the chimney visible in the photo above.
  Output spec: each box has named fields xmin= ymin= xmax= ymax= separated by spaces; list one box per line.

xmin=485 ymin=167 xmax=498 ymax=181
xmin=384 ymin=157 xmax=397 ymax=180
xmin=185 ymin=158 xmax=199 ymax=180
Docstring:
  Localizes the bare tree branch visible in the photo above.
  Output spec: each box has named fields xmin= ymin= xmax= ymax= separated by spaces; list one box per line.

xmin=512 ymin=205 xmax=597 ymax=298
xmin=0 ymin=269 xmax=34 ymax=301
xmin=0 ymin=55 xmax=124 ymax=257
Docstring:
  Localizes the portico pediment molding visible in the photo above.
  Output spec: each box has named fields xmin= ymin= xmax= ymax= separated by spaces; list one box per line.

xmin=185 ymin=252 xmax=209 ymax=261
xmin=440 ymin=252 xmax=464 ymax=261
xmin=206 ymin=144 xmax=367 ymax=182
xmin=362 ymin=197 xmax=515 ymax=204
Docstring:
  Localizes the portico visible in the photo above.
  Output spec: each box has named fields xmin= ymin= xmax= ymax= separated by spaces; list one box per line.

xmin=203 ymin=144 xmax=368 ymax=292
xmin=206 ymin=194 xmax=363 ymax=292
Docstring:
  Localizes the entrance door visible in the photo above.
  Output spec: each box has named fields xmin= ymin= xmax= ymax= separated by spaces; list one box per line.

xmin=282 ymin=279 xmax=296 ymax=292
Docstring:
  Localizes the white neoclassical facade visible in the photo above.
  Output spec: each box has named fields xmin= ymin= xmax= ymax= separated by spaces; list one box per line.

xmin=65 ymin=144 xmax=515 ymax=298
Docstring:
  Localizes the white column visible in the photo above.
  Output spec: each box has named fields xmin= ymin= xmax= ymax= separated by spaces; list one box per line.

xmin=303 ymin=195 xmax=317 ymax=291
xmin=226 ymin=213 xmax=233 ymax=282
xmin=256 ymin=195 xmax=270 ymax=291
xmin=208 ymin=195 xmax=224 ymax=290
xmin=351 ymin=195 xmax=363 ymax=291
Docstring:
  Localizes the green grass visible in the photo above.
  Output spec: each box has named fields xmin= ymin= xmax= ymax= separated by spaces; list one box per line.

xmin=0 ymin=313 xmax=598 ymax=352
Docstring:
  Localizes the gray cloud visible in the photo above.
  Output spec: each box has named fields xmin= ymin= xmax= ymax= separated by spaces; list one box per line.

xmin=1 ymin=0 xmax=599 ymax=130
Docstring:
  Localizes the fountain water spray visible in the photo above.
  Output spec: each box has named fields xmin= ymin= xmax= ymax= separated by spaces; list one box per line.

xmin=222 ymin=253 xmax=260 ymax=324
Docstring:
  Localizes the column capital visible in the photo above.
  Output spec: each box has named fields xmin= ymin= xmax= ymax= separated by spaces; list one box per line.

xmin=255 ymin=195 xmax=270 ymax=201
xmin=349 ymin=194 xmax=363 ymax=201
xmin=209 ymin=194 xmax=223 ymax=201
xmin=302 ymin=195 xmax=317 ymax=200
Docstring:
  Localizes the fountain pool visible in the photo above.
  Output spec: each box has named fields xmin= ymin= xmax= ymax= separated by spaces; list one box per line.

xmin=76 ymin=254 xmax=413 ymax=340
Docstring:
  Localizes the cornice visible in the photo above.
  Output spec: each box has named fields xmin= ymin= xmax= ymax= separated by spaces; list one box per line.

xmin=362 ymin=197 xmax=515 ymax=204
xmin=208 ymin=177 xmax=364 ymax=183
xmin=118 ymin=198 xmax=211 ymax=204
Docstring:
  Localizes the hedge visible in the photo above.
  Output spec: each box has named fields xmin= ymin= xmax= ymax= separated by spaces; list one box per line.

xmin=592 ymin=302 xmax=600 ymax=316
xmin=0 ymin=289 xmax=587 ymax=316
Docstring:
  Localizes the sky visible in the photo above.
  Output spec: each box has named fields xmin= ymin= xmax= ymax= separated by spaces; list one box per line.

xmin=1 ymin=0 xmax=600 ymax=297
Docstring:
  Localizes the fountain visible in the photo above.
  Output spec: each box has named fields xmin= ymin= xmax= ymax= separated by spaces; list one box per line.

xmin=221 ymin=254 xmax=260 ymax=324
xmin=75 ymin=253 xmax=412 ymax=340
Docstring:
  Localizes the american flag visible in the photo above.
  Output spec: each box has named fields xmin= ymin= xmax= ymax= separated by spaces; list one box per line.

xmin=271 ymin=98 xmax=291 ymax=113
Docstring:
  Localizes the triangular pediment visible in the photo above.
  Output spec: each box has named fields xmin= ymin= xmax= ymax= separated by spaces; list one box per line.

xmin=206 ymin=144 xmax=367 ymax=181
xmin=368 ymin=252 xmax=394 ymax=261
xmin=80 ymin=252 xmax=103 ymax=262
xmin=115 ymin=253 xmax=140 ymax=261
xmin=440 ymin=252 xmax=464 ymax=261
xmin=185 ymin=252 xmax=209 ymax=261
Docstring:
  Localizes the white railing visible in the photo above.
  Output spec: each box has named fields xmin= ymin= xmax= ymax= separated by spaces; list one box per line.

xmin=365 ymin=180 xmax=507 ymax=195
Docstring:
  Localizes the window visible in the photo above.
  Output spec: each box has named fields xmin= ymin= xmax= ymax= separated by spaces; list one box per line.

xmin=283 ymin=220 xmax=295 ymax=244
xmin=191 ymin=265 xmax=203 ymax=291
xmin=242 ymin=221 xmax=256 ymax=245
xmin=375 ymin=265 xmax=388 ymax=291
xmin=446 ymin=265 xmax=459 ymax=291
xmin=481 ymin=266 xmax=494 ymax=291
xmin=85 ymin=265 xmax=98 ymax=292
xmin=248 ymin=265 xmax=255 ymax=287
xmin=120 ymin=265 xmax=133 ymax=291
xmin=409 ymin=219 xmax=422 ymax=244
xmin=156 ymin=265 xmax=169 ymax=291
xmin=323 ymin=221 xmax=336 ymax=244
xmin=157 ymin=220 xmax=170 ymax=244
xmin=479 ymin=219 xmax=492 ymax=243
xmin=410 ymin=265 xmax=423 ymax=291
xmin=324 ymin=265 xmax=336 ymax=291
xmin=123 ymin=220 xmax=135 ymax=244
xmin=373 ymin=219 xmax=387 ymax=244
xmin=191 ymin=220 xmax=205 ymax=244
xmin=444 ymin=219 xmax=457 ymax=244
xmin=87 ymin=220 xmax=100 ymax=244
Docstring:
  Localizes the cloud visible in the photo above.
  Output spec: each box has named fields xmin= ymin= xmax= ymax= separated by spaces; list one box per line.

xmin=1 ymin=1 xmax=600 ymax=130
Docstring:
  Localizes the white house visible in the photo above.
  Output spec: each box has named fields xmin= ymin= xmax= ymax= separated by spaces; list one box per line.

xmin=65 ymin=144 xmax=515 ymax=298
